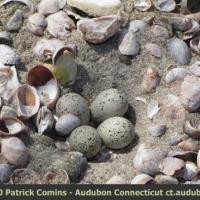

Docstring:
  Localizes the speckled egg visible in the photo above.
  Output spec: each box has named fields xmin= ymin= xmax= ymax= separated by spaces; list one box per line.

xmin=56 ymin=93 xmax=90 ymax=125
xmin=97 ymin=117 xmax=135 ymax=149
xmin=90 ymin=88 xmax=129 ymax=123
xmin=69 ymin=126 xmax=102 ymax=158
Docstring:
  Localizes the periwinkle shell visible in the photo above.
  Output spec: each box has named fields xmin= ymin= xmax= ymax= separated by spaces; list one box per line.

xmin=97 ymin=117 xmax=135 ymax=149
xmin=69 ymin=126 xmax=102 ymax=158
xmin=90 ymin=88 xmax=129 ymax=123
xmin=167 ymin=38 xmax=191 ymax=65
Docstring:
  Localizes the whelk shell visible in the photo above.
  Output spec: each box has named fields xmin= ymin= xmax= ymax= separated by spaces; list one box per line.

xmin=1 ymin=137 xmax=29 ymax=167
xmin=153 ymin=0 xmax=176 ymax=12
xmin=27 ymin=65 xmax=60 ymax=109
xmin=35 ymin=106 xmax=54 ymax=135
xmin=46 ymin=11 xmax=76 ymax=40
xmin=0 ymin=116 xmax=25 ymax=136
xmin=15 ymin=84 xmax=40 ymax=119
xmin=131 ymin=174 xmax=153 ymax=184
xmin=27 ymin=13 xmax=47 ymax=36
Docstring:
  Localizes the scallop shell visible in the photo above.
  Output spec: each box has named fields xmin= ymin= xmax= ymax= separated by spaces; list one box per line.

xmin=38 ymin=0 xmax=66 ymax=16
xmin=33 ymin=38 xmax=65 ymax=61
xmin=148 ymin=124 xmax=166 ymax=137
xmin=153 ymin=0 xmax=176 ymax=12
xmin=159 ymin=157 xmax=184 ymax=176
xmin=15 ymin=84 xmax=40 ymax=120
xmin=0 ymin=66 xmax=20 ymax=102
xmin=178 ymin=138 xmax=199 ymax=152
xmin=145 ymin=43 xmax=161 ymax=58
xmin=77 ymin=15 xmax=122 ymax=44
xmin=165 ymin=68 xmax=192 ymax=83
xmin=0 ymin=116 xmax=26 ymax=136
xmin=1 ymin=137 xmax=29 ymax=167
xmin=35 ymin=106 xmax=54 ymax=134
xmin=133 ymin=0 xmax=152 ymax=11
xmin=27 ymin=65 xmax=60 ymax=109
xmin=0 ymin=45 xmax=20 ymax=65
xmin=27 ymin=13 xmax=47 ymax=36
xmin=131 ymin=174 xmax=153 ymax=184
xmin=46 ymin=11 xmax=75 ymax=40
xmin=141 ymin=67 xmax=160 ymax=93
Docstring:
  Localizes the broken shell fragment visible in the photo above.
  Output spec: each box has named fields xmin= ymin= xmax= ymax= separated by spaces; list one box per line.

xmin=153 ymin=0 xmax=176 ymax=12
xmin=131 ymin=174 xmax=153 ymax=184
xmin=167 ymin=38 xmax=191 ymax=65
xmin=181 ymin=76 xmax=200 ymax=112
xmin=133 ymin=0 xmax=152 ymax=11
xmin=27 ymin=65 xmax=60 ymax=109
xmin=1 ymin=137 xmax=29 ymax=167
xmin=159 ymin=157 xmax=184 ymax=176
xmin=35 ymin=106 xmax=54 ymax=134
xmin=178 ymin=138 xmax=199 ymax=152
xmin=141 ymin=67 xmax=160 ymax=93
xmin=27 ymin=13 xmax=47 ymax=36
xmin=147 ymin=100 xmax=160 ymax=120
xmin=145 ymin=43 xmax=161 ymax=58
xmin=183 ymin=120 xmax=200 ymax=137
xmin=38 ymin=0 xmax=66 ymax=16
xmin=16 ymin=84 xmax=40 ymax=120
xmin=43 ymin=169 xmax=70 ymax=184
xmin=119 ymin=29 xmax=140 ymax=56
xmin=0 ymin=116 xmax=26 ymax=136
xmin=77 ymin=15 xmax=123 ymax=44
xmin=0 ymin=45 xmax=20 ymax=65
xmin=55 ymin=113 xmax=80 ymax=136
xmin=165 ymin=68 xmax=192 ymax=83
xmin=148 ymin=124 xmax=166 ymax=137
xmin=46 ymin=11 xmax=76 ymax=40
xmin=52 ymin=47 xmax=78 ymax=85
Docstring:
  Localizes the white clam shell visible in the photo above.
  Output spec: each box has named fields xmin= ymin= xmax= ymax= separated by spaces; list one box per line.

xmin=16 ymin=84 xmax=40 ymax=120
xmin=131 ymin=174 xmax=153 ymax=184
xmin=55 ymin=113 xmax=81 ymax=136
xmin=1 ymin=137 xmax=29 ymax=167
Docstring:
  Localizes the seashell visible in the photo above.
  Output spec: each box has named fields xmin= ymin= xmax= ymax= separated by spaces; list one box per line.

xmin=165 ymin=68 xmax=192 ymax=84
xmin=168 ymin=134 xmax=189 ymax=146
xmin=27 ymin=65 xmax=60 ymax=109
xmin=10 ymin=169 xmax=41 ymax=184
xmin=141 ymin=67 xmax=160 ymax=93
xmin=145 ymin=43 xmax=161 ymax=58
xmin=1 ymin=106 xmax=17 ymax=117
xmin=133 ymin=0 xmax=152 ymax=11
xmin=159 ymin=157 xmax=184 ymax=176
xmin=135 ymin=96 xmax=147 ymax=104
xmin=0 ymin=32 xmax=11 ymax=44
xmin=168 ymin=150 xmax=197 ymax=162
xmin=149 ymin=25 xmax=170 ymax=40
xmin=55 ymin=113 xmax=80 ymax=136
xmin=183 ymin=20 xmax=200 ymax=40
xmin=160 ymin=94 xmax=186 ymax=122
xmin=155 ymin=174 xmax=178 ymax=184
xmin=178 ymin=138 xmax=199 ymax=152
xmin=129 ymin=20 xmax=149 ymax=33
xmin=0 ymin=0 xmax=36 ymax=12
xmin=131 ymin=174 xmax=153 ymax=184
xmin=147 ymin=100 xmax=160 ymax=120
xmin=181 ymin=76 xmax=200 ymax=112
xmin=66 ymin=0 xmax=122 ymax=17
xmin=190 ymin=36 xmax=200 ymax=54
xmin=106 ymin=175 xmax=126 ymax=184
xmin=46 ymin=11 xmax=76 ymax=40
xmin=38 ymin=0 xmax=66 ymax=16
xmin=167 ymin=38 xmax=191 ymax=65
xmin=77 ymin=15 xmax=123 ymax=44
xmin=119 ymin=29 xmax=140 ymax=56
xmin=186 ymin=12 xmax=200 ymax=24
xmin=182 ymin=161 xmax=199 ymax=181
xmin=148 ymin=124 xmax=166 ymax=137
xmin=0 ymin=116 xmax=26 ymax=136
xmin=1 ymin=137 xmax=29 ymax=167
xmin=35 ymin=106 xmax=54 ymax=134
xmin=133 ymin=144 xmax=167 ymax=175
xmin=183 ymin=120 xmax=200 ymax=137
xmin=0 ymin=45 xmax=20 ymax=65
xmin=27 ymin=13 xmax=47 ymax=36
xmin=33 ymin=38 xmax=65 ymax=61
xmin=15 ymin=84 xmax=40 ymax=119
xmin=43 ymin=169 xmax=70 ymax=184
xmin=0 ymin=66 xmax=20 ymax=102
xmin=0 ymin=164 xmax=13 ymax=183
xmin=52 ymin=47 xmax=78 ymax=85
xmin=152 ymin=0 xmax=176 ymax=12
